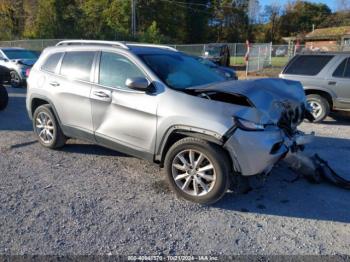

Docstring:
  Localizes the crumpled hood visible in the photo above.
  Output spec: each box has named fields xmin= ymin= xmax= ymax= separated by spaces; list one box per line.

xmin=11 ymin=59 xmax=37 ymax=67
xmin=189 ymin=78 xmax=308 ymax=125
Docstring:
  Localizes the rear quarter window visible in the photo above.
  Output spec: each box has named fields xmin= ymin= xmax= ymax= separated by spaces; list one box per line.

xmin=333 ymin=58 xmax=350 ymax=78
xmin=284 ymin=55 xmax=333 ymax=76
xmin=41 ymin=52 xmax=63 ymax=73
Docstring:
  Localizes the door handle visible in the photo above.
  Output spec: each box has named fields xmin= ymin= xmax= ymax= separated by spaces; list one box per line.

xmin=49 ymin=81 xmax=60 ymax=87
xmin=93 ymin=90 xmax=110 ymax=98
xmin=328 ymin=81 xmax=336 ymax=85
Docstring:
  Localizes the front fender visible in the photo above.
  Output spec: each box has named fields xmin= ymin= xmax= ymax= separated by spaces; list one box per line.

xmin=155 ymin=126 xmax=224 ymax=163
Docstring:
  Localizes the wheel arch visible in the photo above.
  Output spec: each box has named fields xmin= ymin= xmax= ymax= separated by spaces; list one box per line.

xmin=29 ymin=95 xmax=62 ymax=125
xmin=155 ymin=126 xmax=225 ymax=166
xmin=304 ymin=88 xmax=334 ymax=110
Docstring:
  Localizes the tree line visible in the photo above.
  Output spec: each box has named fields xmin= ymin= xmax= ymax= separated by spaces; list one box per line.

xmin=0 ymin=0 xmax=349 ymax=44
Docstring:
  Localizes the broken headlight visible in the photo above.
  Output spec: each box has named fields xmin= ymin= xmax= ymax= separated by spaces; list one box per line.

xmin=235 ymin=117 xmax=265 ymax=131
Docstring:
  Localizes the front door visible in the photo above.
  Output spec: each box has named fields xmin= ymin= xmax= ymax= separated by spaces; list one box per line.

xmin=90 ymin=51 xmax=158 ymax=159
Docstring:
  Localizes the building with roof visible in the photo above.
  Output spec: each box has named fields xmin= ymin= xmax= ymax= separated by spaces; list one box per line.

xmin=304 ymin=26 xmax=350 ymax=51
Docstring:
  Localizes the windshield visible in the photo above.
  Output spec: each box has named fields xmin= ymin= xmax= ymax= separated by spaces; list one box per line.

xmin=205 ymin=46 xmax=221 ymax=56
xmin=138 ymin=53 xmax=225 ymax=90
xmin=197 ymin=57 xmax=218 ymax=68
xmin=3 ymin=49 xmax=38 ymax=60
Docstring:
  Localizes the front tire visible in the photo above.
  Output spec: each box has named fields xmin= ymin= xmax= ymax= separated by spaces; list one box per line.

xmin=33 ymin=105 xmax=66 ymax=149
xmin=306 ymin=94 xmax=330 ymax=122
xmin=164 ymin=137 xmax=230 ymax=204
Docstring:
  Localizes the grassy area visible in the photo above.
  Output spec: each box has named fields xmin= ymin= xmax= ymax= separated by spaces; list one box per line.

xmin=230 ymin=56 xmax=289 ymax=67
xmin=236 ymin=67 xmax=283 ymax=79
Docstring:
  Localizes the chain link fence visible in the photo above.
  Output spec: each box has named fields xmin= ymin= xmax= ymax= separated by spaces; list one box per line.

xmin=0 ymin=39 xmax=349 ymax=75
xmin=0 ymin=39 xmax=63 ymax=50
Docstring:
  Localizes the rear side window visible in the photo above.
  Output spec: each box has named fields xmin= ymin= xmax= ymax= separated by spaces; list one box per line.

xmin=333 ymin=58 xmax=350 ymax=78
xmin=60 ymin=51 xmax=95 ymax=81
xmin=284 ymin=55 xmax=333 ymax=76
xmin=42 ymin=52 xmax=63 ymax=73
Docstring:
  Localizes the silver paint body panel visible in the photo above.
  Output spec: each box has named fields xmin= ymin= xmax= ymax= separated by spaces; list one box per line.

xmin=27 ymin=44 xmax=308 ymax=176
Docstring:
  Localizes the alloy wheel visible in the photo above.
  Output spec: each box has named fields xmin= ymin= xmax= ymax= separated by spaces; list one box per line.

xmin=35 ymin=112 xmax=55 ymax=144
xmin=171 ymin=149 xmax=216 ymax=196
xmin=308 ymin=100 xmax=323 ymax=119
xmin=10 ymin=71 xmax=21 ymax=87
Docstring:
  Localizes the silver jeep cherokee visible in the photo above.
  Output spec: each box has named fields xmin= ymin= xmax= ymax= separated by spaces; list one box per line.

xmin=26 ymin=40 xmax=311 ymax=204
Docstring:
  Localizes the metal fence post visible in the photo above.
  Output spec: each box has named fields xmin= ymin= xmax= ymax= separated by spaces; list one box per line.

xmin=269 ymin=42 xmax=272 ymax=66
xmin=257 ymin=46 xmax=261 ymax=71
xmin=246 ymin=58 xmax=249 ymax=78
xmin=234 ymin=43 xmax=237 ymax=65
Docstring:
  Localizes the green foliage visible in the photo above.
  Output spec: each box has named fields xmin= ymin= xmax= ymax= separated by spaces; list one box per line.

xmin=319 ymin=11 xmax=350 ymax=28
xmin=0 ymin=0 xmax=24 ymax=40
xmin=138 ymin=21 xmax=166 ymax=44
xmin=208 ymin=0 xmax=250 ymax=42
xmin=33 ymin=0 xmax=58 ymax=38
xmin=278 ymin=1 xmax=331 ymax=38
xmin=0 ymin=0 xmax=347 ymax=44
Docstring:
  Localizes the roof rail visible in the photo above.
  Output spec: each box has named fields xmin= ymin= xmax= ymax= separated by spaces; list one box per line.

xmin=126 ymin=43 xmax=178 ymax=51
xmin=55 ymin=40 xmax=178 ymax=52
xmin=56 ymin=40 xmax=129 ymax=49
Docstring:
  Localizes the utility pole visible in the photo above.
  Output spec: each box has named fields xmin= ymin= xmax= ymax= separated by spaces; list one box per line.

xmin=131 ymin=0 xmax=137 ymax=38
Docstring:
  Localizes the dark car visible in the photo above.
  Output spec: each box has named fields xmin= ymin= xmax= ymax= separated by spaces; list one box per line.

xmin=0 ymin=47 xmax=39 ymax=87
xmin=202 ymin=43 xmax=230 ymax=67
xmin=194 ymin=56 xmax=237 ymax=80
xmin=0 ymin=65 xmax=9 ymax=110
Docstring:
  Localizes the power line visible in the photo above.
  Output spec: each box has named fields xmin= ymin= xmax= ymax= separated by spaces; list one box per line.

xmin=159 ymin=0 xmax=210 ymax=7
xmin=168 ymin=1 xmax=213 ymax=15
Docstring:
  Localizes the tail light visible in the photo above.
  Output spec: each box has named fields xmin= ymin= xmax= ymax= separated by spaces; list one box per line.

xmin=25 ymin=68 xmax=31 ymax=77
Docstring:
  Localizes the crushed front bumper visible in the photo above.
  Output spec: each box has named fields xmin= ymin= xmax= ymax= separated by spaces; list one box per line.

xmin=224 ymin=127 xmax=314 ymax=176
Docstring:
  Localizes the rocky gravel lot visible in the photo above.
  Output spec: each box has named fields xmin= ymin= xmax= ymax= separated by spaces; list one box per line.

xmin=1 ymin=87 xmax=350 ymax=256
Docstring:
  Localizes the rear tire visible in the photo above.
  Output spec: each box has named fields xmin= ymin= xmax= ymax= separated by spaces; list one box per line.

xmin=33 ymin=105 xmax=66 ymax=149
xmin=0 ymin=85 xmax=8 ymax=111
xmin=306 ymin=94 xmax=330 ymax=123
xmin=164 ymin=137 xmax=230 ymax=204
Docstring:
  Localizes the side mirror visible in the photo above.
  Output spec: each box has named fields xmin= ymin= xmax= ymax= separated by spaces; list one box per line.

xmin=125 ymin=77 xmax=150 ymax=91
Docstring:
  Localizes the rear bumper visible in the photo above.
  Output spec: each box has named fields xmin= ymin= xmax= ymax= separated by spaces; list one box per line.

xmin=224 ymin=127 xmax=311 ymax=176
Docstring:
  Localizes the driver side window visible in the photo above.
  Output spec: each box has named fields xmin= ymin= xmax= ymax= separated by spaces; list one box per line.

xmin=99 ymin=52 xmax=145 ymax=90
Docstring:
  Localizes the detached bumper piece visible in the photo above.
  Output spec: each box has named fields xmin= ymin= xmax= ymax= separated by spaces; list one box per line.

xmin=284 ymin=151 xmax=350 ymax=190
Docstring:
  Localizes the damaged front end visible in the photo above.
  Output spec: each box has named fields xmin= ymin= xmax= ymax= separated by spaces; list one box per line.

xmin=189 ymin=78 xmax=315 ymax=176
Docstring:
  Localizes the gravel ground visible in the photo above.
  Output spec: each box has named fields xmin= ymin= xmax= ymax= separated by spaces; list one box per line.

xmin=1 ymin=87 xmax=350 ymax=256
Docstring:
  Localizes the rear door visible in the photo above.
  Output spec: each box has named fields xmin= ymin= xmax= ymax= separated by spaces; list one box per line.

xmin=329 ymin=56 xmax=350 ymax=107
xmin=90 ymin=51 xmax=158 ymax=159
xmin=51 ymin=51 xmax=96 ymax=140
